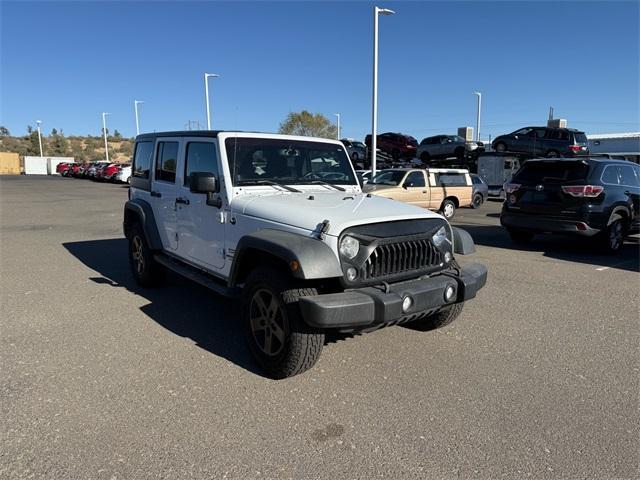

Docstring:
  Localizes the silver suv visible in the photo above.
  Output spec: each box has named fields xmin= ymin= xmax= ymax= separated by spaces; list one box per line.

xmin=124 ymin=131 xmax=487 ymax=378
xmin=417 ymin=135 xmax=483 ymax=163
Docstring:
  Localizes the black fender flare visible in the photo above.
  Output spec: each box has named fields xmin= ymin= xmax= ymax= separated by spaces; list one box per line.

xmin=123 ymin=199 xmax=163 ymax=250
xmin=229 ymin=229 xmax=343 ymax=286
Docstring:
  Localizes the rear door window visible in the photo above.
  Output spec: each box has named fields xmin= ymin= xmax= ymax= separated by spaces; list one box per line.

xmin=514 ymin=161 xmax=590 ymax=184
xmin=155 ymin=141 xmax=179 ymax=183
xmin=574 ymin=132 xmax=588 ymax=144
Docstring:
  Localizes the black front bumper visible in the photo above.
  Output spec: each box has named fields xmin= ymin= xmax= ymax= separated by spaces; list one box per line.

xmin=298 ymin=263 xmax=487 ymax=329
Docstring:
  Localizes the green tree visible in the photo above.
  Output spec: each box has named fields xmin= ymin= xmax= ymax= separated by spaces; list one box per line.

xmin=113 ymin=129 xmax=122 ymax=139
xmin=26 ymin=130 xmax=43 ymax=156
xmin=278 ymin=110 xmax=338 ymax=138
xmin=0 ymin=126 xmax=10 ymax=136
xmin=49 ymin=129 xmax=70 ymax=156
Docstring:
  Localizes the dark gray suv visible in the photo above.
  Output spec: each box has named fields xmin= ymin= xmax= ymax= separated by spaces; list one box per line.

xmin=492 ymin=127 xmax=589 ymax=158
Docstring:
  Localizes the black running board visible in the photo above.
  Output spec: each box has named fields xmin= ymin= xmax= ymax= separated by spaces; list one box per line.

xmin=154 ymin=254 xmax=240 ymax=298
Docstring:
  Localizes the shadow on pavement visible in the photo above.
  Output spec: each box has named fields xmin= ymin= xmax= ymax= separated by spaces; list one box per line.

xmin=63 ymin=238 xmax=267 ymax=377
xmin=457 ymin=223 xmax=640 ymax=273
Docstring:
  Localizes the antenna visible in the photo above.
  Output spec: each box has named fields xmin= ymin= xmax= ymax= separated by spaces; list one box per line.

xmin=548 ymin=107 xmax=554 ymax=121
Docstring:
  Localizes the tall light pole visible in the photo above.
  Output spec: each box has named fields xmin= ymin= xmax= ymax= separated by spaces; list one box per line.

xmin=134 ymin=100 xmax=144 ymax=136
xmin=204 ymin=73 xmax=220 ymax=130
xmin=371 ymin=6 xmax=395 ymax=176
xmin=334 ymin=113 xmax=341 ymax=140
xmin=473 ymin=91 xmax=482 ymax=142
xmin=102 ymin=112 xmax=111 ymax=162
xmin=35 ymin=120 xmax=44 ymax=157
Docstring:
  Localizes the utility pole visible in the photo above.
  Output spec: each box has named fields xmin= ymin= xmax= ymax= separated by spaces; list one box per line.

xmin=36 ymin=120 xmax=44 ymax=157
xmin=134 ymin=100 xmax=144 ymax=135
xmin=102 ymin=112 xmax=110 ymax=163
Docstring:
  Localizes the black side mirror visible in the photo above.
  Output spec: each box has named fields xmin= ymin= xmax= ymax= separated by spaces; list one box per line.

xmin=189 ymin=172 xmax=222 ymax=207
xmin=403 ymin=182 xmax=414 ymax=189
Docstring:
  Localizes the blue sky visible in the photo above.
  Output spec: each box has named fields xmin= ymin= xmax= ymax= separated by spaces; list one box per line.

xmin=1 ymin=1 xmax=638 ymax=141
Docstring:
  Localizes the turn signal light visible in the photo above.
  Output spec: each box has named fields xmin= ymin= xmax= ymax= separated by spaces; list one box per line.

xmin=561 ymin=185 xmax=604 ymax=197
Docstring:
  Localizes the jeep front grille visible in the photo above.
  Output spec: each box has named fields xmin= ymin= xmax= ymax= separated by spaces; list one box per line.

xmin=362 ymin=238 xmax=442 ymax=280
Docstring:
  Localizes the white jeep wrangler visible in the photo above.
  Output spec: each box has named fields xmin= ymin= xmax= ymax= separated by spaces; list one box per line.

xmin=124 ymin=131 xmax=487 ymax=378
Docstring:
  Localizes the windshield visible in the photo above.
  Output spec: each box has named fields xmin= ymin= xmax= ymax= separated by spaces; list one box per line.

xmin=225 ymin=137 xmax=357 ymax=186
xmin=370 ymin=170 xmax=406 ymax=186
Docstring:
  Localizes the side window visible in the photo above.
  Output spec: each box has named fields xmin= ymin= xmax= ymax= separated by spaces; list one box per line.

xmin=436 ymin=173 xmax=468 ymax=187
xmin=184 ymin=142 xmax=219 ymax=186
xmin=155 ymin=141 xmax=178 ymax=183
xmin=405 ymin=171 xmax=425 ymax=187
xmin=535 ymin=129 xmax=546 ymax=139
xmin=132 ymin=141 xmax=154 ymax=178
xmin=558 ymin=130 xmax=569 ymax=141
xmin=601 ymin=165 xmax=619 ymax=185
xmin=619 ymin=165 xmax=639 ymax=187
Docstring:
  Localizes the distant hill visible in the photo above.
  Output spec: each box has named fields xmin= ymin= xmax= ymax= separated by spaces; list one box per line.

xmin=0 ymin=126 xmax=134 ymax=163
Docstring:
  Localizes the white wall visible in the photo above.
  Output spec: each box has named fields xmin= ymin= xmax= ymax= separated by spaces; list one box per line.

xmin=24 ymin=156 xmax=74 ymax=175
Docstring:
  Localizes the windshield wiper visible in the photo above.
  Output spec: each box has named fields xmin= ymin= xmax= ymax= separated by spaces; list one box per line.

xmin=299 ymin=180 xmax=345 ymax=191
xmin=236 ymin=180 xmax=301 ymax=193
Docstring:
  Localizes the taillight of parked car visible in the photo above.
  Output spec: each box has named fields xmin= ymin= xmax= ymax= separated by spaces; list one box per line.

xmin=568 ymin=145 xmax=585 ymax=153
xmin=561 ymin=185 xmax=604 ymax=197
xmin=504 ymin=183 xmax=521 ymax=194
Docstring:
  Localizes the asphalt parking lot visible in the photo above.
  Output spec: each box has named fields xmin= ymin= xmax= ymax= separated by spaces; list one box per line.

xmin=1 ymin=175 xmax=638 ymax=480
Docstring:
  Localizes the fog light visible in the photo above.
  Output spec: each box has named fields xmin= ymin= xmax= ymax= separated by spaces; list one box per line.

xmin=444 ymin=251 xmax=452 ymax=263
xmin=444 ymin=285 xmax=456 ymax=302
xmin=402 ymin=296 xmax=413 ymax=313
xmin=346 ymin=267 xmax=358 ymax=281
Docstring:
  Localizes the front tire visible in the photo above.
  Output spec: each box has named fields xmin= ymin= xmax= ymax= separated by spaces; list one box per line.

xmin=407 ymin=303 xmax=464 ymax=331
xmin=128 ymin=223 xmax=166 ymax=287
xmin=472 ymin=193 xmax=484 ymax=209
xmin=242 ymin=267 xmax=324 ymax=379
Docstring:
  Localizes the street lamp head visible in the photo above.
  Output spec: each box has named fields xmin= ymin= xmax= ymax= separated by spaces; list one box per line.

xmin=377 ymin=7 xmax=395 ymax=15
xmin=135 ymin=100 xmax=144 ymax=105
xmin=473 ymin=91 xmax=481 ymax=96
xmin=36 ymin=120 xmax=42 ymax=125
xmin=205 ymin=73 xmax=220 ymax=79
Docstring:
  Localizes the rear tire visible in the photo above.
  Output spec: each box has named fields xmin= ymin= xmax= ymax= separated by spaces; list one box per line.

xmin=495 ymin=142 xmax=507 ymax=153
xmin=507 ymin=228 xmax=535 ymax=244
xmin=598 ymin=218 xmax=626 ymax=254
xmin=439 ymin=199 xmax=456 ymax=219
xmin=472 ymin=193 xmax=484 ymax=209
xmin=128 ymin=223 xmax=166 ymax=287
xmin=242 ymin=267 xmax=324 ymax=379
xmin=407 ymin=303 xmax=464 ymax=331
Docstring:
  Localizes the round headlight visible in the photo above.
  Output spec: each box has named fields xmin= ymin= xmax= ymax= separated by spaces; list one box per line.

xmin=339 ymin=236 xmax=360 ymax=259
xmin=432 ymin=226 xmax=451 ymax=248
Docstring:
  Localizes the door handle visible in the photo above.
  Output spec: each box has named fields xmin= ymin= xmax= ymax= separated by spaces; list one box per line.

xmin=150 ymin=191 xmax=162 ymax=198
xmin=175 ymin=197 xmax=190 ymax=205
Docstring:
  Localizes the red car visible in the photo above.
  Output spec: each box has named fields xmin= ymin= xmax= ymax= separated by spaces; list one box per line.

xmin=56 ymin=162 xmax=72 ymax=175
xmin=364 ymin=132 xmax=418 ymax=160
xmin=100 ymin=163 xmax=121 ymax=181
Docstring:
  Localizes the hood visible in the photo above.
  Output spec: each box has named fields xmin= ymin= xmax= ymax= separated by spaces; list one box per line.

xmin=362 ymin=184 xmax=398 ymax=196
xmin=231 ymin=190 xmax=443 ymax=237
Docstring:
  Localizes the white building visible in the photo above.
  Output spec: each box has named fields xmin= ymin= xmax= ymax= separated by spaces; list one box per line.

xmin=587 ymin=132 xmax=639 ymax=163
